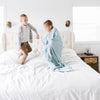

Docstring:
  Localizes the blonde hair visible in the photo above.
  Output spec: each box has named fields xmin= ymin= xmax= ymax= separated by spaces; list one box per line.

xmin=44 ymin=20 xmax=53 ymax=26
xmin=20 ymin=14 xmax=28 ymax=19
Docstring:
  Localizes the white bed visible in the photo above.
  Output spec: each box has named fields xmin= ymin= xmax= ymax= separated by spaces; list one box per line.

xmin=0 ymin=30 xmax=100 ymax=100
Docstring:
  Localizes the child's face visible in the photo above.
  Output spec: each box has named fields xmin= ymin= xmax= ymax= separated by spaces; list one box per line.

xmin=44 ymin=24 xmax=52 ymax=32
xmin=20 ymin=17 xmax=28 ymax=26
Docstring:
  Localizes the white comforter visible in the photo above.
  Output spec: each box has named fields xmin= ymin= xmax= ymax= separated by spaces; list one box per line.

xmin=0 ymin=49 xmax=100 ymax=100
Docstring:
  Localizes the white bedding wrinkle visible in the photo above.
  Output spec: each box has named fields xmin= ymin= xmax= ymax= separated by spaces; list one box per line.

xmin=0 ymin=49 xmax=100 ymax=100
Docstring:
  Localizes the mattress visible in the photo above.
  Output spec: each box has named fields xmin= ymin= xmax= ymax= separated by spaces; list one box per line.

xmin=0 ymin=48 xmax=100 ymax=100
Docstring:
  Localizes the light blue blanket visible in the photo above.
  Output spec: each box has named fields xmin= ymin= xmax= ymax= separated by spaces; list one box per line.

xmin=42 ymin=27 xmax=72 ymax=72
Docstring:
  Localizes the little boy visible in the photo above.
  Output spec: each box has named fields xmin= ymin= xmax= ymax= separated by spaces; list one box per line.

xmin=42 ymin=20 xmax=72 ymax=72
xmin=17 ymin=14 xmax=39 ymax=64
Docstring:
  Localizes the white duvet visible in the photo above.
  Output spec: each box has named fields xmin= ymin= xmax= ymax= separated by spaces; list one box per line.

xmin=0 ymin=49 xmax=100 ymax=100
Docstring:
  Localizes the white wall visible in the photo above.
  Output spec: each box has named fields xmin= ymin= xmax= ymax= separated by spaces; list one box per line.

xmin=0 ymin=0 xmax=100 ymax=70
xmin=6 ymin=0 xmax=73 ymax=31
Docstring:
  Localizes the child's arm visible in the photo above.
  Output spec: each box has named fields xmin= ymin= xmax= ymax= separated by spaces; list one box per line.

xmin=36 ymin=35 xmax=39 ymax=39
xmin=29 ymin=23 xmax=39 ymax=39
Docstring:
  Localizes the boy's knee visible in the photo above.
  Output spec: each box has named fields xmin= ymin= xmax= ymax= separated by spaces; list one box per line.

xmin=23 ymin=54 xmax=27 ymax=59
xmin=20 ymin=54 xmax=27 ymax=65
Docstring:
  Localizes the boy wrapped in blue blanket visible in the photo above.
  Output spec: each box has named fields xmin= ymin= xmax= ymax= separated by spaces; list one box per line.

xmin=42 ymin=20 xmax=72 ymax=72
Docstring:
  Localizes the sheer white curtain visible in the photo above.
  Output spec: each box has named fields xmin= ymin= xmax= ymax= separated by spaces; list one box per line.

xmin=73 ymin=7 xmax=100 ymax=42
xmin=0 ymin=6 xmax=6 ymax=53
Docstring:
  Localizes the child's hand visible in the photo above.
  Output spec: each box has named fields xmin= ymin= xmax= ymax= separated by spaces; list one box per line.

xmin=36 ymin=35 xmax=39 ymax=39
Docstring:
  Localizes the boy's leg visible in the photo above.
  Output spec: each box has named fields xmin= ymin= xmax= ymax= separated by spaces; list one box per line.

xmin=20 ymin=50 xmax=28 ymax=64
xmin=18 ymin=42 xmax=30 ymax=64
xmin=17 ymin=52 xmax=23 ymax=63
xmin=17 ymin=52 xmax=23 ymax=59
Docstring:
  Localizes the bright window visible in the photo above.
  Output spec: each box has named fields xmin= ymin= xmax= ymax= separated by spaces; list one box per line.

xmin=0 ymin=6 xmax=4 ymax=34
xmin=73 ymin=7 xmax=100 ymax=42
xmin=0 ymin=6 xmax=4 ymax=51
